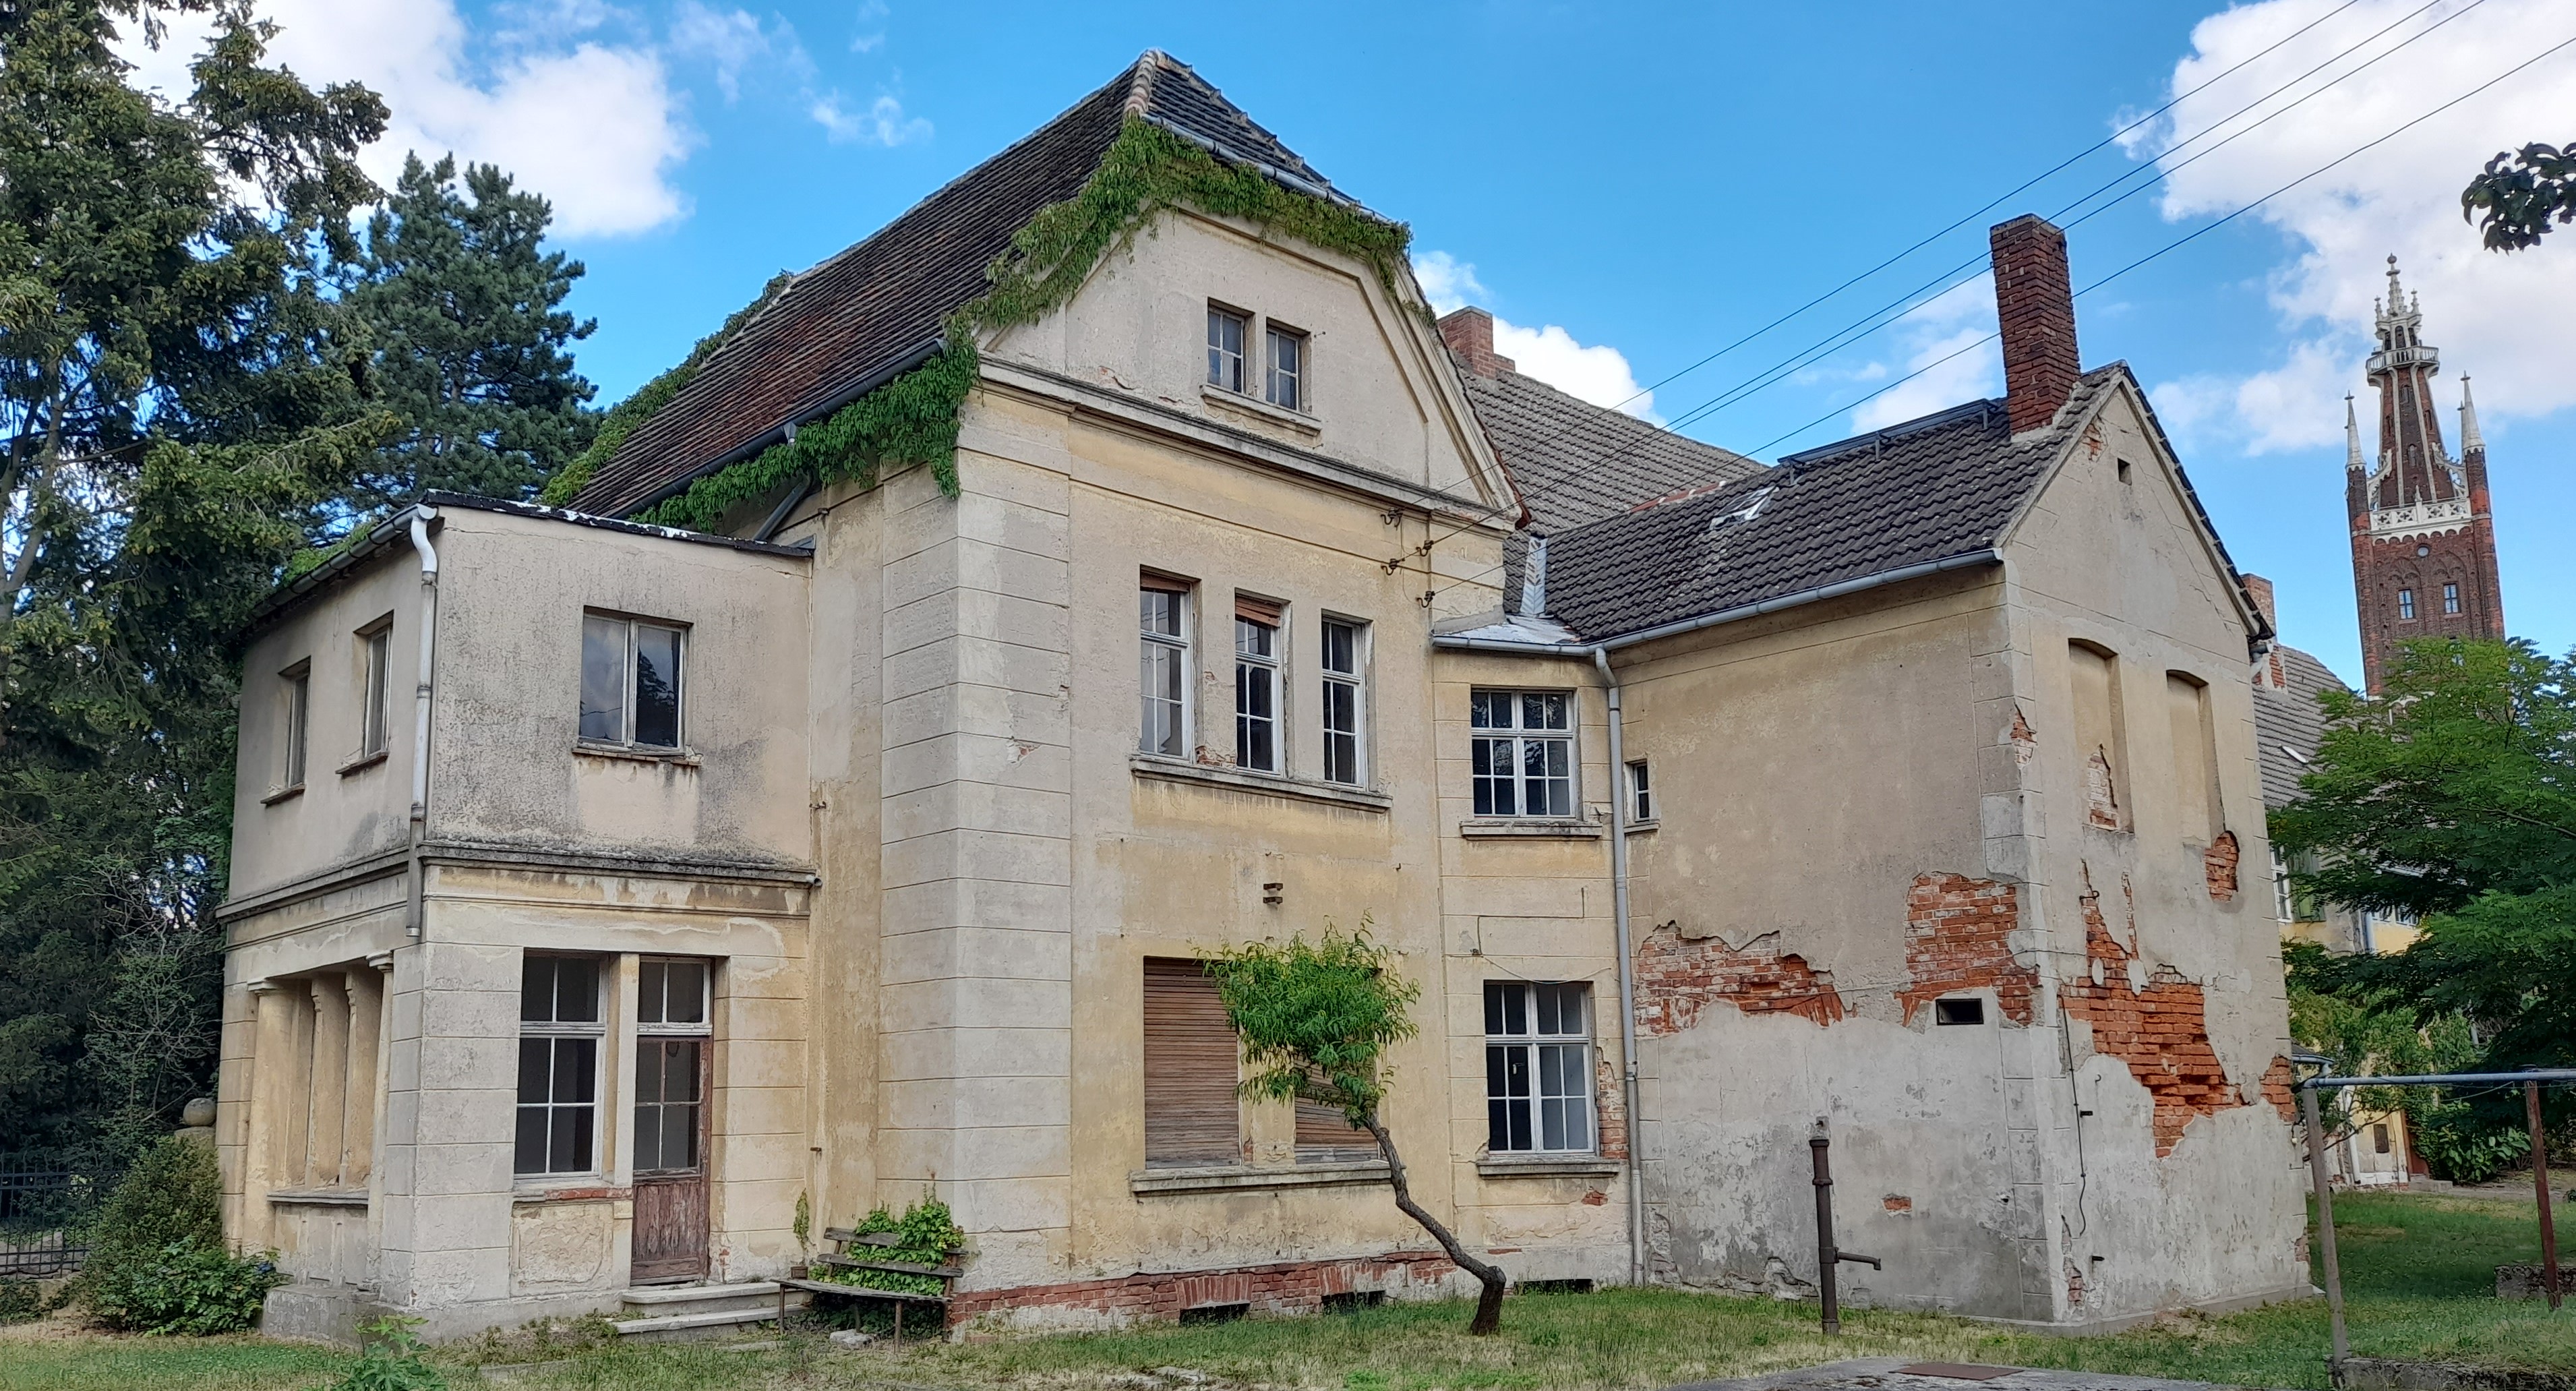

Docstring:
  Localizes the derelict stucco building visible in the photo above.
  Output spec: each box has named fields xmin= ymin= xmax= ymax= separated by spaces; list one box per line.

xmin=216 ymin=53 xmax=2311 ymax=1342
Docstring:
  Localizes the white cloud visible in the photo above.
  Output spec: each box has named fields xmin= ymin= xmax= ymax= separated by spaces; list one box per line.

xmin=811 ymin=92 xmax=930 ymax=146
xmin=122 ymin=0 xmax=691 ymax=237
xmin=1410 ymin=251 xmax=1656 ymax=419
xmin=669 ymin=1 xmax=809 ymax=102
xmin=1849 ymin=274 xmax=2003 ymax=432
xmin=2130 ymin=0 xmax=2576 ymax=450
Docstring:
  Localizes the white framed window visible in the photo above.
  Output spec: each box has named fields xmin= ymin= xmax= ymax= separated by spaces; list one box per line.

xmin=1139 ymin=576 xmax=1191 ymax=757
xmin=359 ymin=620 xmax=392 ymax=759
xmin=1321 ymin=618 xmax=1366 ymax=786
xmin=634 ymin=958 xmax=711 ymax=1175
xmin=516 ymin=955 xmax=603 ymax=1176
xmin=1207 ymin=306 xmax=1247 ymax=394
xmin=1627 ymin=759 xmax=1652 ymax=822
xmin=1234 ymin=597 xmax=1283 ymax=773
xmin=1265 ymin=324 xmax=1307 ymax=411
xmin=2443 ymin=582 xmax=2460 ymax=615
xmin=280 ymin=661 xmax=311 ymax=790
xmin=581 ymin=613 xmax=686 ymax=749
xmin=2273 ymin=852 xmax=2296 ymax=923
xmin=2397 ymin=588 xmax=2416 ymax=621
xmin=1485 ymin=981 xmax=1593 ymax=1154
xmin=1470 ymin=690 xmax=1574 ymax=817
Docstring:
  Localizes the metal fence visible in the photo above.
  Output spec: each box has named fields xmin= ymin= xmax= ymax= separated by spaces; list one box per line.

xmin=0 ymin=1154 xmax=120 ymax=1277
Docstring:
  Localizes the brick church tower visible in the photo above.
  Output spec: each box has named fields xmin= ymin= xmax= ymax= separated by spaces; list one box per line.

xmin=2347 ymin=256 xmax=2505 ymax=692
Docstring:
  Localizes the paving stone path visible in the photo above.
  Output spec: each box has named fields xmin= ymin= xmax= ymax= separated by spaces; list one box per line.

xmin=1671 ymin=1358 xmax=2280 ymax=1391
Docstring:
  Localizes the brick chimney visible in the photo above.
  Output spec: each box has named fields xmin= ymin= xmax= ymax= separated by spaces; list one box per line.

xmin=1989 ymin=215 xmax=2079 ymax=435
xmin=2240 ymin=572 xmax=2277 ymax=633
xmin=2242 ymin=572 xmax=2287 ymax=688
xmin=1437 ymin=307 xmax=1516 ymax=378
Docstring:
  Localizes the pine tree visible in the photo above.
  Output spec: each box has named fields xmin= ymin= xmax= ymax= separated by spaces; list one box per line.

xmin=346 ymin=152 xmax=597 ymax=506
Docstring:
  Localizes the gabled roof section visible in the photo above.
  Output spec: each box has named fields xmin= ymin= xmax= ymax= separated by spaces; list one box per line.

xmin=2254 ymin=643 xmax=2349 ymax=810
xmin=1458 ymin=366 xmax=1764 ymax=532
xmin=572 ymin=52 xmax=1346 ymax=519
xmin=1532 ymin=370 xmax=2125 ymax=644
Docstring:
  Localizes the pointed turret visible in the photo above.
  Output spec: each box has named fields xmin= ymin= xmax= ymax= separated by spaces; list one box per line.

xmin=2345 ymin=396 xmax=2365 ymax=471
xmin=2458 ymin=376 xmax=2484 ymax=456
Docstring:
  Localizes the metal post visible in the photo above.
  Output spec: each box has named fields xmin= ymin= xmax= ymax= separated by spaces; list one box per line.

xmin=2302 ymin=1085 xmax=2349 ymax=1386
xmin=1811 ymin=1122 xmax=1840 ymax=1336
xmin=2529 ymin=1079 xmax=2561 ymax=1312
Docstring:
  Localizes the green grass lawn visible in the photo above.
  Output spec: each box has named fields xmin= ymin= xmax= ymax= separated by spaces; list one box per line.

xmin=0 ymin=1189 xmax=2567 ymax=1391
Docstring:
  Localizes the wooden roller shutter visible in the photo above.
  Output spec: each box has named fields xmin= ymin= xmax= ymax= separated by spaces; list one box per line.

xmin=1143 ymin=958 xmax=1240 ymax=1166
xmin=1295 ymin=1093 xmax=1375 ymax=1163
xmin=1234 ymin=594 xmax=1284 ymax=627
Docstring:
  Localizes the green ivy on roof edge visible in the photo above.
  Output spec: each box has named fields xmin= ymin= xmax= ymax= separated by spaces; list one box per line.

xmin=626 ymin=117 xmax=1412 ymax=535
xmin=537 ymin=270 xmax=798 ymax=510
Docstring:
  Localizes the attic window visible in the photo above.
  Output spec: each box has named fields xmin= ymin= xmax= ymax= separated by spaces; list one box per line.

xmin=1207 ymin=306 xmax=1248 ymax=394
xmin=2116 ymin=458 xmax=2132 ymax=484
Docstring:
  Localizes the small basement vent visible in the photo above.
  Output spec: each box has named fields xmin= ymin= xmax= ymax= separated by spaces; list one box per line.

xmin=1934 ymin=997 xmax=1987 ymax=1026
xmin=1321 ymin=1290 xmax=1385 ymax=1313
xmin=1179 ymin=1302 xmax=1249 ymax=1326
xmin=1517 ymin=1278 xmax=1596 ymax=1295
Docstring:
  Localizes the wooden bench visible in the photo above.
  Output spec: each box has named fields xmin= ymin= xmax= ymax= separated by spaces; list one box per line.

xmin=775 ymin=1226 xmax=963 ymax=1345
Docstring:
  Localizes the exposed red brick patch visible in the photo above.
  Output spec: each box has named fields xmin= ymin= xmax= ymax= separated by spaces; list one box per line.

xmin=2058 ymin=877 xmax=2244 ymax=1156
xmin=1898 ymin=873 xmax=2035 ymax=1025
xmin=2256 ymin=1055 xmax=2299 ymax=1122
xmin=949 ymin=1252 xmax=1458 ymax=1326
xmin=1883 ymin=1194 xmax=1913 ymax=1214
xmin=2064 ymin=1257 xmax=2088 ymax=1306
xmin=1593 ymin=1053 xmax=1629 ymax=1160
xmin=2204 ymin=831 xmax=2240 ymax=901
xmin=2008 ymin=709 xmax=2037 ymax=766
xmin=1581 ymin=1189 xmax=1609 ymax=1207
xmin=1635 ymin=926 xmax=1845 ymax=1035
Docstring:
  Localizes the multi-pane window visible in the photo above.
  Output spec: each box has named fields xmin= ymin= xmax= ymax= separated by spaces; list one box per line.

xmin=516 ymin=956 xmax=603 ymax=1176
xmin=1470 ymin=690 xmax=1574 ymax=817
xmin=634 ymin=958 xmax=710 ymax=1175
xmin=2443 ymin=582 xmax=2461 ymax=615
xmin=1207 ymin=307 xmax=1247 ymax=393
xmin=2273 ymin=852 xmax=2296 ymax=923
xmin=281 ymin=663 xmax=311 ymax=789
xmin=2397 ymin=588 xmax=2416 ymax=620
xmin=1321 ymin=618 xmax=1365 ymax=786
xmin=1627 ymin=759 xmax=1652 ymax=822
xmin=1139 ymin=579 xmax=1190 ymax=757
xmin=1266 ymin=326 xmax=1306 ymax=411
xmin=581 ymin=614 xmax=685 ymax=748
xmin=1485 ymin=982 xmax=1593 ymax=1154
xmin=361 ymin=622 xmax=392 ymax=759
xmin=1235 ymin=598 xmax=1282 ymax=773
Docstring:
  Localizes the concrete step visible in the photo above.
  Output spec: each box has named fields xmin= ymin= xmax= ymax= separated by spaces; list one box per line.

xmin=613 ymin=1281 xmax=806 ymax=1338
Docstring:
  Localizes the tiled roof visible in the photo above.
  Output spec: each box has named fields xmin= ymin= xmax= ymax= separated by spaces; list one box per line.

xmin=1458 ymin=367 xmax=1763 ymax=533
xmin=572 ymin=52 xmax=1342 ymax=519
xmin=2253 ymin=643 xmax=2350 ymax=809
xmin=1534 ymin=369 xmax=2126 ymax=643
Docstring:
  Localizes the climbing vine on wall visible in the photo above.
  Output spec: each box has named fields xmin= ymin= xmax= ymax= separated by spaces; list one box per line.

xmin=618 ymin=117 xmax=1413 ymax=532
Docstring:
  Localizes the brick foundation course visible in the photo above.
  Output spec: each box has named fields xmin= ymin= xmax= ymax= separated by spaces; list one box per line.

xmin=1635 ymin=926 xmax=1845 ymax=1035
xmin=2059 ymin=879 xmax=2247 ymax=1156
xmin=948 ymin=1251 xmax=1458 ymax=1325
xmin=1898 ymin=872 xmax=2036 ymax=1024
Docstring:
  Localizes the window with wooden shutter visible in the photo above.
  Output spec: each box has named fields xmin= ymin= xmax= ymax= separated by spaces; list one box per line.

xmin=1142 ymin=957 xmax=1240 ymax=1166
xmin=1294 ymin=1093 xmax=1375 ymax=1164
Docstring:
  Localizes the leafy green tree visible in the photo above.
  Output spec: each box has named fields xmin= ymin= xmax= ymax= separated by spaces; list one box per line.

xmin=0 ymin=0 xmax=388 ymax=1153
xmin=1203 ymin=927 xmax=1511 ymax=1335
xmin=2271 ymin=639 xmax=2576 ymax=1124
xmin=345 ymin=152 xmax=597 ymax=507
xmin=2463 ymin=141 xmax=2574 ymax=251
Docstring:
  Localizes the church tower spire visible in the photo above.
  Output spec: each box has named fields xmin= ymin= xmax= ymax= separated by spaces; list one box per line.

xmin=2347 ymin=256 xmax=2505 ymax=693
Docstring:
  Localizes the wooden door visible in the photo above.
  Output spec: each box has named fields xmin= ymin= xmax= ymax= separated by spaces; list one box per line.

xmin=630 ymin=1036 xmax=709 ymax=1284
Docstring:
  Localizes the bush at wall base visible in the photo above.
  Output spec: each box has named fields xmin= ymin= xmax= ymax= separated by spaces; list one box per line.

xmin=80 ymin=1135 xmax=285 ymax=1334
xmin=333 ymin=1316 xmax=448 ymax=1391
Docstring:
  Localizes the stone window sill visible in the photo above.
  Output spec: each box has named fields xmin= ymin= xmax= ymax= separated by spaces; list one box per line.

xmin=1131 ymin=754 xmax=1389 ymax=812
xmin=1475 ymin=1155 xmax=1623 ymax=1178
xmin=336 ymin=750 xmax=388 ymax=777
xmin=1459 ymin=818 xmax=1602 ymax=840
xmin=1130 ymin=1160 xmax=1389 ymax=1195
xmin=512 ymin=1182 xmax=631 ymax=1204
xmin=1625 ymin=819 xmax=1659 ymax=835
xmin=574 ymin=741 xmax=700 ymax=767
xmin=268 ymin=1187 xmax=369 ymax=1207
xmin=1200 ymin=383 xmax=1322 ymax=436
xmin=261 ymin=783 xmax=306 ymax=806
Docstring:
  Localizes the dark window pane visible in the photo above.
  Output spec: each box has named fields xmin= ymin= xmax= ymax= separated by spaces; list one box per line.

xmin=1500 ymin=986 xmax=1528 ymax=1037
xmin=664 ymin=1105 xmax=697 ymax=1171
xmin=635 ymin=1043 xmax=661 ymax=1106
xmin=522 ymin=958 xmax=555 ymax=1022
xmin=667 ymin=1041 xmax=701 ymax=1102
xmin=634 ymin=1102 xmax=662 ymax=1171
xmin=580 ymin=616 xmax=625 ymax=741
xmin=665 ymin=961 xmax=705 ymax=1024
xmin=554 ymin=958 xmax=599 ymax=1024
xmin=518 ymin=1040 xmax=552 ymax=1102
xmin=638 ymin=959 xmax=667 ymax=1026
xmin=554 ymin=1037 xmax=596 ymax=1104
xmin=1488 ymin=1098 xmax=1511 ymax=1152
xmin=515 ymin=1107 xmax=549 ymax=1173
xmin=1484 ymin=984 xmax=1505 ymax=1037
xmin=633 ymin=626 xmax=682 ymax=747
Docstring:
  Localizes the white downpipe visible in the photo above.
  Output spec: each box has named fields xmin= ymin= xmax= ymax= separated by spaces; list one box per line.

xmin=405 ymin=508 xmax=440 ymax=939
xmin=1593 ymin=647 xmax=1646 ymax=1286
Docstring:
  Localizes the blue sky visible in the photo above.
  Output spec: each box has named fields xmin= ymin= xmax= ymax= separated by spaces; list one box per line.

xmin=139 ymin=0 xmax=2576 ymax=684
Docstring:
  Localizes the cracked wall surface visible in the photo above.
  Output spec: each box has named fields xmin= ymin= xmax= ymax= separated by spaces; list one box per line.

xmin=1635 ymin=926 xmax=1846 ymax=1033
